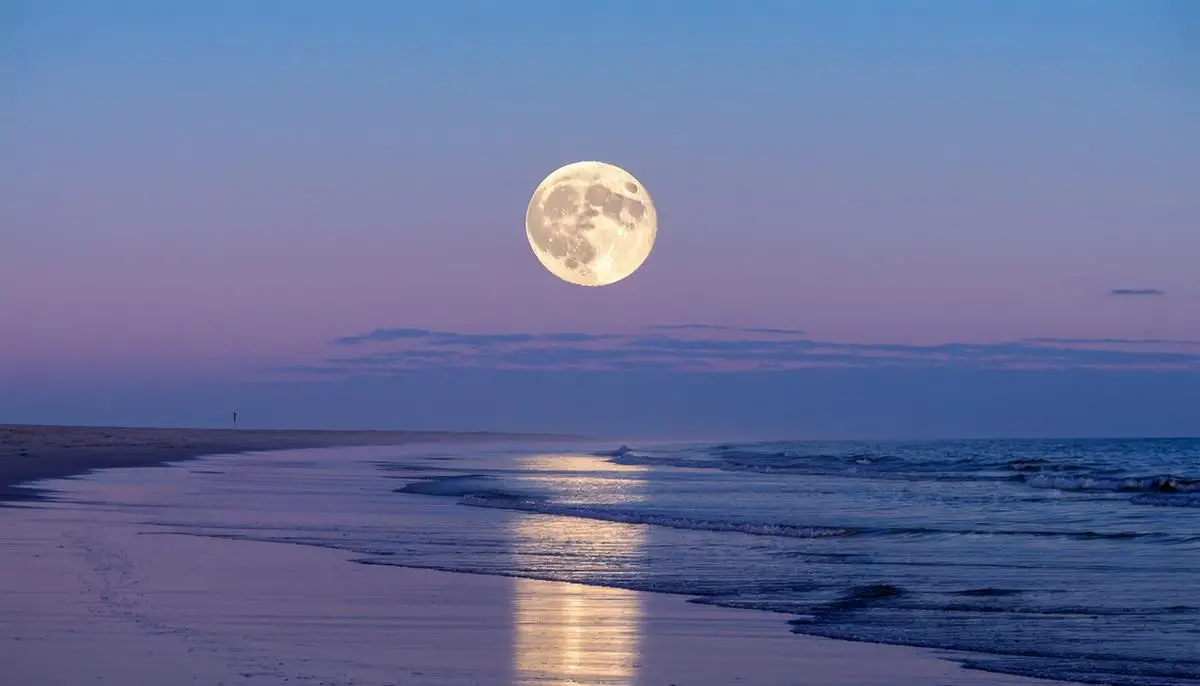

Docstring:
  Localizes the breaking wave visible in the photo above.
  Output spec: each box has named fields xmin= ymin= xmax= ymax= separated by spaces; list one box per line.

xmin=396 ymin=474 xmax=1193 ymax=542
xmin=604 ymin=446 xmax=1200 ymax=505
xmin=1020 ymin=473 xmax=1200 ymax=494
xmin=458 ymin=493 xmax=855 ymax=539
xmin=395 ymin=474 xmax=544 ymax=501
xmin=1130 ymin=493 xmax=1200 ymax=508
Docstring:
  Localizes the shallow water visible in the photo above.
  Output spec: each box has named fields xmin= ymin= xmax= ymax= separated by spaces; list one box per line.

xmin=20 ymin=437 xmax=1200 ymax=685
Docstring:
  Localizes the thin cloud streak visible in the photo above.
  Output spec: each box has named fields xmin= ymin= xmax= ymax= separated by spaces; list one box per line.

xmin=292 ymin=325 xmax=1200 ymax=377
xmin=647 ymin=324 xmax=807 ymax=335
xmin=335 ymin=328 xmax=617 ymax=347
xmin=1023 ymin=337 xmax=1200 ymax=347
xmin=1109 ymin=288 xmax=1165 ymax=297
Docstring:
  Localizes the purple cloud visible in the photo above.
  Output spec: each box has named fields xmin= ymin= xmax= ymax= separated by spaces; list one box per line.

xmin=288 ymin=325 xmax=1200 ymax=377
xmin=1110 ymin=289 xmax=1165 ymax=297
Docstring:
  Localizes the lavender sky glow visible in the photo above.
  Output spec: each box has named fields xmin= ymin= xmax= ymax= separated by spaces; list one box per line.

xmin=2 ymin=1 xmax=1198 ymax=437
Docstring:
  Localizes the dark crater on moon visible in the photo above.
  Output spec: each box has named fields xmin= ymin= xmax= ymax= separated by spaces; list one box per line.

xmin=527 ymin=184 xmax=597 ymax=266
xmin=526 ymin=173 xmax=650 ymax=274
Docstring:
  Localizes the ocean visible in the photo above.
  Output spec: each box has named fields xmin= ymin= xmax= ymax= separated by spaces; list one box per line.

xmin=37 ymin=437 xmax=1200 ymax=685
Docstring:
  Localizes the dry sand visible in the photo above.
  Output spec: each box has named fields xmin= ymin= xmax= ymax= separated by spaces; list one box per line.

xmin=0 ymin=424 xmax=565 ymax=502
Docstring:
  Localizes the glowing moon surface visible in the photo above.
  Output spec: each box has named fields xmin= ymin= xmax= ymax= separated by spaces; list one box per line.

xmin=525 ymin=161 xmax=657 ymax=287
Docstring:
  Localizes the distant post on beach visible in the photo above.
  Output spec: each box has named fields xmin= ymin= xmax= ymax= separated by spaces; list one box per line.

xmin=233 ymin=411 xmax=238 ymax=428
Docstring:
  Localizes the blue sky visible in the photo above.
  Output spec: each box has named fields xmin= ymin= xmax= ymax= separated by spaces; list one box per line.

xmin=1 ymin=1 xmax=1197 ymax=437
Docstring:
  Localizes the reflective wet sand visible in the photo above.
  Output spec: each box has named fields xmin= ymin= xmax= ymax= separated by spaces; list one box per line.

xmin=0 ymin=446 xmax=1066 ymax=686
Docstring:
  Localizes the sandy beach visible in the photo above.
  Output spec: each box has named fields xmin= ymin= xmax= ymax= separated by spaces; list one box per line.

xmin=1 ymin=520 xmax=1061 ymax=686
xmin=0 ymin=494 xmax=1061 ymax=686
xmin=0 ymin=424 xmax=564 ymax=502
xmin=0 ymin=433 xmax=1078 ymax=686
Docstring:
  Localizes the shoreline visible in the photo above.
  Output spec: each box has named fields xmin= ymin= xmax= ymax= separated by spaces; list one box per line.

xmin=0 ymin=493 xmax=1064 ymax=686
xmin=0 ymin=424 xmax=575 ymax=502
xmin=0 ymin=432 xmax=1097 ymax=684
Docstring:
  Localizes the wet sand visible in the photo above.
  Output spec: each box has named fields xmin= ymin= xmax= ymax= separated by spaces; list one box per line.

xmin=0 ymin=437 xmax=1073 ymax=686
xmin=0 ymin=500 xmax=1064 ymax=686
xmin=0 ymin=424 xmax=564 ymax=502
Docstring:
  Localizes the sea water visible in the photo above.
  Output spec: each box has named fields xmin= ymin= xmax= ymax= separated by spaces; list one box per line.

xmin=29 ymin=437 xmax=1200 ymax=685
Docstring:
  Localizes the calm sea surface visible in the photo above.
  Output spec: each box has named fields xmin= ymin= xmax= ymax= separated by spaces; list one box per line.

xmin=27 ymin=437 xmax=1200 ymax=685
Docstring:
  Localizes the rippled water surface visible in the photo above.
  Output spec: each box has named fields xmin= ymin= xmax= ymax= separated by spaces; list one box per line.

xmin=30 ymin=437 xmax=1200 ymax=685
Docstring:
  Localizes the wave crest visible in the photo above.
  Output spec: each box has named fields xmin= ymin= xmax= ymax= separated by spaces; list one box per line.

xmin=460 ymin=494 xmax=855 ymax=539
xmin=1130 ymin=493 xmax=1200 ymax=508
xmin=1021 ymin=473 xmax=1200 ymax=494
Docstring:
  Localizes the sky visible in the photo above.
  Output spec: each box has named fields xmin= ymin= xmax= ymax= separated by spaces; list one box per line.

xmin=2 ymin=0 xmax=1198 ymax=438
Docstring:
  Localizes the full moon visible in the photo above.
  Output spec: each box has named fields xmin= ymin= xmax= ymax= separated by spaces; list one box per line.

xmin=525 ymin=161 xmax=657 ymax=287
